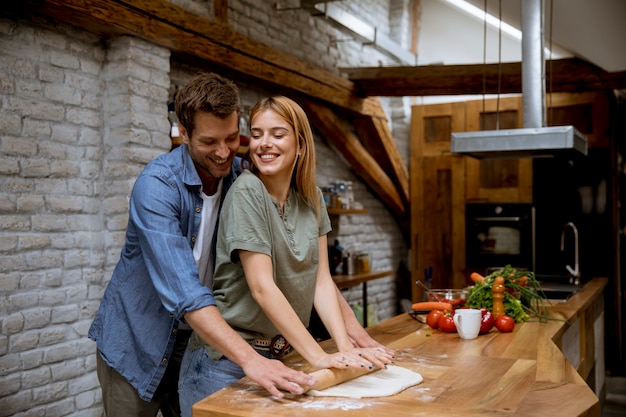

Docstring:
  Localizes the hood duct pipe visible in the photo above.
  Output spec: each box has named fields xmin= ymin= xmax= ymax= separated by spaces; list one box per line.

xmin=450 ymin=0 xmax=587 ymax=159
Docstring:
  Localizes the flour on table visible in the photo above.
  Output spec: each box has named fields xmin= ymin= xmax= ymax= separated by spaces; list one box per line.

xmin=306 ymin=365 xmax=423 ymax=398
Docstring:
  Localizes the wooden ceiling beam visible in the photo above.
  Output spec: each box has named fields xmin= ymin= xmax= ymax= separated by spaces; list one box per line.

xmin=13 ymin=0 xmax=384 ymax=118
xmin=341 ymin=58 xmax=626 ymax=96
xmin=7 ymin=0 xmax=412 ymax=225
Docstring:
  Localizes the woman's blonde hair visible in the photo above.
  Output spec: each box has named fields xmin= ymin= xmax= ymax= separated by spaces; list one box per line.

xmin=244 ymin=96 xmax=319 ymax=216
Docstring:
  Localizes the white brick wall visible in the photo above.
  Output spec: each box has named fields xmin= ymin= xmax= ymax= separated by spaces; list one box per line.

xmin=1 ymin=0 xmax=413 ymax=414
xmin=0 ymin=17 xmax=109 ymax=417
xmin=0 ymin=18 xmax=171 ymax=416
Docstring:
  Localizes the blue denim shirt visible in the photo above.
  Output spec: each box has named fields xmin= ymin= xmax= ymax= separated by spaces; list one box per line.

xmin=88 ymin=144 xmax=242 ymax=401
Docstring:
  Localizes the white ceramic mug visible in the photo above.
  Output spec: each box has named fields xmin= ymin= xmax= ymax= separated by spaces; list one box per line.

xmin=453 ymin=309 xmax=482 ymax=340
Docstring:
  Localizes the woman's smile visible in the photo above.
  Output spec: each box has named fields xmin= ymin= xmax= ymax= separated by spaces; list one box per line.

xmin=250 ymin=109 xmax=298 ymax=179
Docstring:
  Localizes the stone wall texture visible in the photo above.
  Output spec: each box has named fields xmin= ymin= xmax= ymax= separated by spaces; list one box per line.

xmin=0 ymin=1 xmax=414 ymax=415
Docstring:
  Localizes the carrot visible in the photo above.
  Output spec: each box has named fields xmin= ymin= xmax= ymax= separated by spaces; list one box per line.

xmin=411 ymin=301 xmax=453 ymax=312
xmin=470 ymin=272 xmax=485 ymax=284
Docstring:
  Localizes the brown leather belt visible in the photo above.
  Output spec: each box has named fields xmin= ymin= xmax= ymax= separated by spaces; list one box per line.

xmin=251 ymin=335 xmax=292 ymax=358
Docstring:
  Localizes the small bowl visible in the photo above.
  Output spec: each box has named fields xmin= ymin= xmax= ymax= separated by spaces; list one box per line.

xmin=428 ymin=289 xmax=468 ymax=308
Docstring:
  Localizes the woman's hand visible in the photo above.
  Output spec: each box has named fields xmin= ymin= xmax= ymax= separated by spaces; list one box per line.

xmin=346 ymin=328 xmax=396 ymax=357
xmin=332 ymin=285 xmax=396 ymax=357
xmin=346 ymin=347 xmax=395 ymax=370
xmin=314 ymin=347 xmax=395 ymax=371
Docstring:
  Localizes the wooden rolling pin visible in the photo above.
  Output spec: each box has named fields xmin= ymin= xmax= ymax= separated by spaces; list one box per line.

xmin=306 ymin=367 xmax=373 ymax=391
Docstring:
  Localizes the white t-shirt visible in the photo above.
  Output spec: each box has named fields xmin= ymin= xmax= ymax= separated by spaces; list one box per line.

xmin=193 ymin=179 xmax=223 ymax=289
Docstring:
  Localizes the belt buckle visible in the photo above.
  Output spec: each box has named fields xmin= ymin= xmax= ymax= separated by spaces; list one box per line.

xmin=270 ymin=335 xmax=290 ymax=356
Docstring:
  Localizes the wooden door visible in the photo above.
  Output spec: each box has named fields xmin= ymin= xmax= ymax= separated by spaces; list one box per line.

xmin=410 ymin=102 xmax=467 ymax=301
xmin=546 ymin=92 xmax=610 ymax=148
xmin=465 ymin=96 xmax=533 ymax=203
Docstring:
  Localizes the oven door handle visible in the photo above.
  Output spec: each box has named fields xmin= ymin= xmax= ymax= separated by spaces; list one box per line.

xmin=474 ymin=216 xmax=522 ymax=222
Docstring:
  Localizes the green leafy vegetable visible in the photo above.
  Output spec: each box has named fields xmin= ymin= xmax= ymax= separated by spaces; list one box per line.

xmin=466 ymin=265 xmax=550 ymax=323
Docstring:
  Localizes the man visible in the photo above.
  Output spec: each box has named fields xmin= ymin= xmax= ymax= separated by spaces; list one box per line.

xmin=89 ymin=73 xmax=387 ymax=417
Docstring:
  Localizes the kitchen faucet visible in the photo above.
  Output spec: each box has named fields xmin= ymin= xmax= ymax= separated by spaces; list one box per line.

xmin=560 ymin=222 xmax=580 ymax=285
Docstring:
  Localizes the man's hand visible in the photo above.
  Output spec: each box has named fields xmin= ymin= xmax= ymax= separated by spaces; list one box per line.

xmin=186 ymin=306 xmax=316 ymax=398
xmin=240 ymin=356 xmax=317 ymax=398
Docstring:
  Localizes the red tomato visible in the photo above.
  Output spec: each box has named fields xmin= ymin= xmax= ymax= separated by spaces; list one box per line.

xmin=445 ymin=298 xmax=466 ymax=307
xmin=479 ymin=309 xmax=495 ymax=334
xmin=438 ymin=313 xmax=457 ymax=333
xmin=495 ymin=315 xmax=515 ymax=332
xmin=426 ymin=310 xmax=443 ymax=329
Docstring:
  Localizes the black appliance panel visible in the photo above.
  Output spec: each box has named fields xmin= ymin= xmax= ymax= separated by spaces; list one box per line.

xmin=466 ymin=203 xmax=535 ymax=273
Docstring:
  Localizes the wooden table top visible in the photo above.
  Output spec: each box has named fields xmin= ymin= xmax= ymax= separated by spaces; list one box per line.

xmin=193 ymin=278 xmax=606 ymax=417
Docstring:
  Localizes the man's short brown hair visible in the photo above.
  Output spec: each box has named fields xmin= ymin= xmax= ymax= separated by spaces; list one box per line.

xmin=175 ymin=72 xmax=241 ymax=137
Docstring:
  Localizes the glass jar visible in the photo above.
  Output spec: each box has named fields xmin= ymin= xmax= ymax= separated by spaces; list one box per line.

xmin=345 ymin=181 xmax=354 ymax=209
xmin=356 ymin=253 xmax=370 ymax=273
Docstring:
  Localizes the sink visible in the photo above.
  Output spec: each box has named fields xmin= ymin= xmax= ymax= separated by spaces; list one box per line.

xmin=536 ymin=282 xmax=582 ymax=302
xmin=533 ymin=275 xmax=582 ymax=302
xmin=539 ymin=288 xmax=580 ymax=302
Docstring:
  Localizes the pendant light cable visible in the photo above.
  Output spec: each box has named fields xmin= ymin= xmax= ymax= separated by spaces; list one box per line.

xmin=481 ymin=0 xmax=488 ymax=123
xmin=547 ymin=0 xmax=554 ymax=126
xmin=496 ymin=0 xmax=503 ymax=130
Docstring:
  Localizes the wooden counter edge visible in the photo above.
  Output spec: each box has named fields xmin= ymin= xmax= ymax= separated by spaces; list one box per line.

xmin=546 ymin=277 xmax=608 ymax=343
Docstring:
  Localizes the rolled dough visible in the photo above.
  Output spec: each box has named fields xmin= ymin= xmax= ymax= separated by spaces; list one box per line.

xmin=306 ymin=365 xmax=423 ymax=398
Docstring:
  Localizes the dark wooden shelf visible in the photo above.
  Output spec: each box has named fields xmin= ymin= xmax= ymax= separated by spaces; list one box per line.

xmin=332 ymin=270 xmax=394 ymax=289
xmin=327 ymin=207 xmax=368 ymax=216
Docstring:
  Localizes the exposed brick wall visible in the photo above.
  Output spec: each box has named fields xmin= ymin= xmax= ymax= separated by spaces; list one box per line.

xmin=0 ymin=0 xmax=413 ymax=414
xmin=0 ymin=18 xmax=171 ymax=416
xmin=0 ymin=18 xmax=109 ymax=417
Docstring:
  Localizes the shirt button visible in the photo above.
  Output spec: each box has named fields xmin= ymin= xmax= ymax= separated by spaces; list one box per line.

xmin=196 ymin=207 xmax=201 ymax=213
xmin=191 ymin=237 xmax=196 ymax=243
xmin=161 ymin=358 xmax=168 ymax=364
xmin=172 ymin=329 xmax=178 ymax=334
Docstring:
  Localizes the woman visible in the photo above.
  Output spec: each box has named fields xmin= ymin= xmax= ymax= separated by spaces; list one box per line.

xmin=179 ymin=96 xmax=394 ymax=413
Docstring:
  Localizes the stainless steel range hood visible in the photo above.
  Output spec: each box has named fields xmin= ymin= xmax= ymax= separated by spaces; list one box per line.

xmin=450 ymin=0 xmax=588 ymax=159
xmin=451 ymin=126 xmax=588 ymax=159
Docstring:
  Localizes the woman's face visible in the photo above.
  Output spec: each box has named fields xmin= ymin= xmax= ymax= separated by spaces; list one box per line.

xmin=249 ymin=109 xmax=299 ymax=182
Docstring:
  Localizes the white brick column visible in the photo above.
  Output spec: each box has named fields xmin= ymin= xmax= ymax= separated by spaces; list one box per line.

xmin=101 ymin=36 xmax=171 ymax=275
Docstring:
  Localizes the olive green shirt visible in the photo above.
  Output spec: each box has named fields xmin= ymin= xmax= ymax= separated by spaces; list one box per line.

xmin=189 ymin=170 xmax=332 ymax=358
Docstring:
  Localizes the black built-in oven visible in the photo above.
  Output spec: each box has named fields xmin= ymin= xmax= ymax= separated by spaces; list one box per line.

xmin=465 ymin=203 xmax=535 ymax=275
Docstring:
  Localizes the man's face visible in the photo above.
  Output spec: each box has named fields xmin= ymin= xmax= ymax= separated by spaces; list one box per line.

xmin=183 ymin=111 xmax=240 ymax=190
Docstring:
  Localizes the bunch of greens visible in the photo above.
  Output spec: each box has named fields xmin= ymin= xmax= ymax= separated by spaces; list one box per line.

xmin=466 ymin=265 xmax=550 ymax=323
